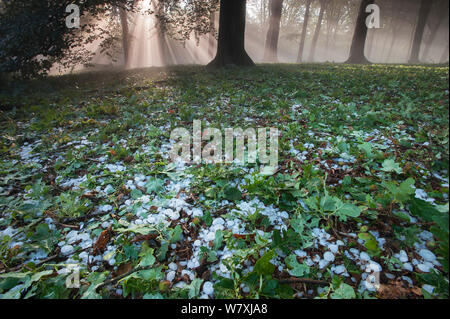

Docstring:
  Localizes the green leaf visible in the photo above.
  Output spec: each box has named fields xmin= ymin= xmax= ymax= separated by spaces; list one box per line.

xmin=254 ymin=250 xmax=275 ymax=276
xmin=223 ymin=185 xmax=242 ymax=201
xmin=381 ymin=159 xmax=402 ymax=174
xmin=285 ymin=254 xmax=310 ymax=277
xmin=139 ymin=248 xmax=156 ymax=267
xmin=187 ymin=278 xmax=203 ymax=298
xmin=213 ymin=229 xmax=223 ymax=250
xmin=336 ymin=203 xmax=362 ymax=219
xmin=145 ymin=178 xmax=164 ymax=194
xmin=331 ymin=283 xmax=356 ymax=299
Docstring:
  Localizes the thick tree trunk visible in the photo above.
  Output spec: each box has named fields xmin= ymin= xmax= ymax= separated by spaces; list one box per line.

xmin=308 ymin=0 xmax=327 ymax=62
xmin=422 ymin=3 xmax=447 ymax=61
xmin=297 ymin=0 xmax=312 ymax=63
xmin=440 ymin=44 xmax=449 ymax=63
xmin=386 ymin=26 xmax=399 ymax=62
xmin=263 ymin=0 xmax=284 ymax=62
xmin=208 ymin=10 xmax=217 ymax=59
xmin=119 ymin=7 xmax=130 ymax=68
xmin=345 ymin=0 xmax=375 ymax=64
xmin=408 ymin=0 xmax=433 ymax=63
xmin=208 ymin=0 xmax=255 ymax=67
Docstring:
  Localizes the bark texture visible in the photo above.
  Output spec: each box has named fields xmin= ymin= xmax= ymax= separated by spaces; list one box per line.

xmin=297 ymin=0 xmax=312 ymax=63
xmin=408 ymin=0 xmax=433 ymax=63
xmin=208 ymin=0 xmax=255 ymax=67
xmin=263 ymin=0 xmax=284 ymax=62
xmin=346 ymin=0 xmax=375 ymax=64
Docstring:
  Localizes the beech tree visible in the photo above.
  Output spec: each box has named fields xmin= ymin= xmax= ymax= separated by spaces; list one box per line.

xmin=0 ymin=0 xmax=135 ymax=78
xmin=409 ymin=0 xmax=433 ymax=63
xmin=296 ymin=0 xmax=312 ymax=62
xmin=308 ymin=0 xmax=327 ymax=62
xmin=208 ymin=0 xmax=254 ymax=67
xmin=346 ymin=0 xmax=375 ymax=64
xmin=263 ymin=0 xmax=284 ymax=62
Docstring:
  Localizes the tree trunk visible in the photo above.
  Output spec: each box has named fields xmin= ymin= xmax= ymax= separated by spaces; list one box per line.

xmin=345 ymin=0 xmax=375 ymax=64
xmin=297 ymin=0 xmax=312 ymax=63
xmin=408 ymin=0 xmax=433 ymax=63
xmin=208 ymin=0 xmax=255 ymax=67
xmin=422 ymin=2 xmax=447 ymax=61
xmin=208 ymin=10 xmax=216 ymax=59
xmin=263 ymin=0 xmax=284 ymax=62
xmin=308 ymin=0 xmax=327 ymax=62
xmin=119 ymin=6 xmax=130 ymax=68
xmin=440 ymin=44 xmax=449 ymax=63
xmin=386 ymin=26 xmax=399 ymax=62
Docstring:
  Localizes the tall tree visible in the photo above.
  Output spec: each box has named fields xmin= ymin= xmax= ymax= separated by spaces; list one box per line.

xmin=208 ymin=0 xmax=254 ymax=67
xmin=408 ymin=0 xmax=433 ymax=63
xmin=308 ymin=0 xmax=327 ymax=61
xmin=345 ymin=0 xmax=375 ymax=64
xmin=422 ymin=0 xmax=447 ymax=61
xmin=118 ymin=6 xmax=130 ymax=67
xmin=440 ymin=44 xmax=449 ymax=63
xmin=297 ymin=0 xmax=312 ymax=62
xmin=208 ymin=10 xmax=217 ymax=59
xmin=263 ymin=0 xmax=284 ymax=62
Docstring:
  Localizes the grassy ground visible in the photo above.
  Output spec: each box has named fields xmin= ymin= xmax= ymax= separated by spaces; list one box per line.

xmin=0 ymin=64 xmax=448 ymax=299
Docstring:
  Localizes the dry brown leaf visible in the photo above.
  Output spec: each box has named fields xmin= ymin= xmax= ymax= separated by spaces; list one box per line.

xmin=93 ymin=226 xmax=111 ymax=255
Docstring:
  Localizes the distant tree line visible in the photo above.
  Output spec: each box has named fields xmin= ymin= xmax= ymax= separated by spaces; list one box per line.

xmin=0 ymin=0 xmax=448 ymax=78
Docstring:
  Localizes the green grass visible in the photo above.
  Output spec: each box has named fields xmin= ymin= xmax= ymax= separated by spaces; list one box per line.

xmin=0 ymin=64 xmax=448 ymax=299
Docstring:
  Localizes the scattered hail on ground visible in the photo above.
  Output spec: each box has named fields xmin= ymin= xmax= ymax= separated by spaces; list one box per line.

xmin=0 ymin=64 xmax=448 ymax=299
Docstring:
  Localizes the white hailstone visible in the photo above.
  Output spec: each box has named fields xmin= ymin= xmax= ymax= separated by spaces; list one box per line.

xmin=319 ymin=259 xmax=329 ymax=269
xmin=137 ymin=181 xmax=146 ymax=188
xmin=168 ymin=262 xmax=178 ymax=271
xmin=193 ymin=240 xmax=202 ymax=247
xmin=187 ymin=259 xmax=200 ymax=269
xmin=398 ymin=250 xmax=409 ymax=263
xmin=366 ymin=261 xmax=382 ymax=273
xmin=323 ymin=252 xmax=335 ymax=262
xmin=422 ymin=284 xmax=435 ymax=295
xmin=205 ymin=232 xmax=216 ymax=242
xmin=294 ymin=250 xmax=307 ymax=258
xmin=202 ymin=282 xmax=214 ymax=296
xmin=418 ymin=249 xmax=436 ymax=263
xmin=212 ymin=218 xmax=225 ymax=226
xmin=141 ymin=195 xmax=151 ymax=204
xmin=61 ymin=245 xmax=74 ymax=255
xmin=104 ymin=185 xmax=114 ymax=194
xmin=403 ymin=263 xmax=413 ymax=272
xmin=166 ymin=271 xmax=176 ymax=282
xmin=165 ymin=209 xmax=180 ymax=221
xmin=328 ymin=244 xmax=339 ymax=254
xmin=101 ymin=204 xmax=113 ymax=212
xmin=334 ymin=265 xmax=347 ymax=275
xmin=385 ymin=273 xmax=395 ymax=280
xmin=219 ymin=264 xmax=229 ymax=273
xmin=417 ymin=263 xmax=432 ymax=273
xmin=191 ymin=208 xmax=203 ymax=217
xmin=108 ymin=258 xmax=116 ymax=266
xmin=360 ymin=252 xmax=371 ymax=262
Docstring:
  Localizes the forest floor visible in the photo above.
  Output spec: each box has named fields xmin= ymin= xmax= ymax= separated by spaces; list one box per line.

xmin=0 ymin=64 xmax=448 ymax=299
